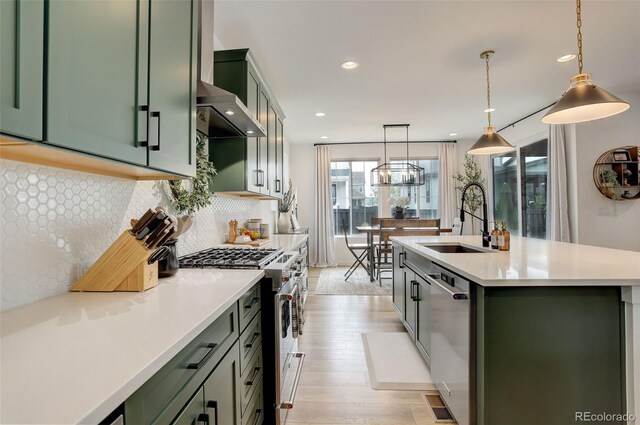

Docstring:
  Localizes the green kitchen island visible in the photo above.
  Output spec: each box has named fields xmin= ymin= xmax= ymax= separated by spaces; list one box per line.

xmin=391 ymin=235 xmax=640 ymax=425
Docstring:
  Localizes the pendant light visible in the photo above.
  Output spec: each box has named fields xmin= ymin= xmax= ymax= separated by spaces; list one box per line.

xmin=541 ymin=0 xmax=629 ymax=124
xmin=468 ymin=50 xmax=514 ymax=155
xmin=371 ymin=124 xmax=425 ymax=187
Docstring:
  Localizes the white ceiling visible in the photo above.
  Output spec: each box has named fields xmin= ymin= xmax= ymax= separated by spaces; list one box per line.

xmin=214 ymin=1 xmax=640 ymax=144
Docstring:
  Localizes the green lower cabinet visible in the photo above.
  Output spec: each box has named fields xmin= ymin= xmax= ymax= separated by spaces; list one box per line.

xmin=0 ymin=0 xmax=44 ymax=141
xmin=171 ymin=388 xmax=205 ymax=425
xmin=476 ymin=286 xmax=625 ymax=425
xmin=202 ymin=342 xmax=242 ymax=425
xmin=391 ymin=243 xmax=405 ymax=319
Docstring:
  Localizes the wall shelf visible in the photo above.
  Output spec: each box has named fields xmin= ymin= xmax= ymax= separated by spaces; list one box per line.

xmin=593 ymin=146 xmax=640 ymax=200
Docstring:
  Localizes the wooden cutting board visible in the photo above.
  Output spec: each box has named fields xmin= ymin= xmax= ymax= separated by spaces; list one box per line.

xmin=225 ymin=239 xmax=271 ymax=247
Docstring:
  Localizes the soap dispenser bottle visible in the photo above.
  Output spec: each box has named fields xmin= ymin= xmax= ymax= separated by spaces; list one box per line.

xmin=490 ymin=221 xmax=499 ymax=249
xmin=499 ymin=222 xmax=511 ymax=251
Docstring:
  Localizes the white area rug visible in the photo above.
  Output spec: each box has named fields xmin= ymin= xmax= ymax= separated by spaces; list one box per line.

xmin=361 ymin=332 xmax=436 ymax=390
xmin=314 ymin=267 xmax=392 ymax=295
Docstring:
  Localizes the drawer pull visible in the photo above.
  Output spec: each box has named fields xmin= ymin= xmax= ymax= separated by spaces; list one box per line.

xmin=206 ymin=400 xmax=218 ymax=425
xmin=187 ymin=343 xmax=218 ymax=370
xmin=245 ymin=332 xmax=260 ymax=349
xmin=245 ymin=366 xmax=261 ymax=386
xmin=251 ymin=409 xmax=262 ymax=425
xmin=244 ymin=297 xmax=260 ymax=310
xmin=197 ymin=413 xmax=210 ymax=425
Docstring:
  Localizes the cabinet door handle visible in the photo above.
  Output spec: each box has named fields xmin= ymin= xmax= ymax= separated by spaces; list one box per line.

xmin=187 ymin=343 xmax=218 ymax=369
xmin=245 ymin=366 xmax=261 ymax=385
xmin=275 ymin=179 xmax=281 ymax=192
xmin=244 ymin=296 xmax=260 ymax=310
xmin=410 ymin=280 xmax=419 ymax=301
xmin=197 ymin=413 xmax=210 ymax=425
xmin=206 ymin=400 xmax=218 ymax=425
xmin=414 ymin=280 xmax=420 ymax=301
xmin=150 ymin=111 xmax=161 ymax=151
xmin=251 ymin=409 xmax=262 ymax=425
xmin=245 ymin=332 xmax=260 ymax=349
xmin=138 ymin=105 xmax=149 ymax=147
xmin=398 ymin=251 xmax=405 ymax=268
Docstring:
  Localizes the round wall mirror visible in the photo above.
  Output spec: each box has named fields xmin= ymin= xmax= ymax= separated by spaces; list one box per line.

xmin=593 ymin=146 xmax=640 ymax=200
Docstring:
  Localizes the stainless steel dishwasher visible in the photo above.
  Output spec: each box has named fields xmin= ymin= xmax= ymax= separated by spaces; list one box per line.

xmin=426 ymin=263 xmax=470 ymax=425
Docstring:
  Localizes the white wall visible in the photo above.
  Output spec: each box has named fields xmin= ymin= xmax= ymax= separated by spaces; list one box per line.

xmin=572 ymin=91 xmax=640 ymax=251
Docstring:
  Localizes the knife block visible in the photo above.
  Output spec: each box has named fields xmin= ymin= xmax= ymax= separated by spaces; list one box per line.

xmin=70 ymin=231 xmax=158 ymax=292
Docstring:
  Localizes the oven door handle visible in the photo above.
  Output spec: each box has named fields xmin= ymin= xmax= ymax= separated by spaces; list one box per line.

xmin=279 ymin=283 xmax=299 ymax=302
xmin=279 ymin=352 xmax=306 ymax=409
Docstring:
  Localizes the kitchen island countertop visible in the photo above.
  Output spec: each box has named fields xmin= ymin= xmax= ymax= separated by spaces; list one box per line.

xmin=0 ymin=269 xmax=264 ymax=425
xmin=391 ymin=235 xmax=640 ymax=286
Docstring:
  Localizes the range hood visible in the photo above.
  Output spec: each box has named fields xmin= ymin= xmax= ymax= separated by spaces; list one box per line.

xmin=196 ymin=1 xmax=265 ymax=138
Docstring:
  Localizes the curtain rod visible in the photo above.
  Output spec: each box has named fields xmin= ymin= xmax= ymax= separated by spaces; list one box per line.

xmin=496 ymin=102 xmax=556 ymax=133
xmin=313 ymin=140 xmax=456 ymax=147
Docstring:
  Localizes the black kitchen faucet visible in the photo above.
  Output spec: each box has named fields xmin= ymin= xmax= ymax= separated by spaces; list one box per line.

xmin=459 ymin=182 xmax=490 ymax=247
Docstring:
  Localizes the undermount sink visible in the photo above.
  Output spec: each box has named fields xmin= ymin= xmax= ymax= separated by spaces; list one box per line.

xmin=418 ymin=243 xmax=492 ymax=254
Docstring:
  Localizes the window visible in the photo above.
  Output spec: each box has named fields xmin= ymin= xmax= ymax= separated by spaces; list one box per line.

xmin=389 ymin=159 xmax=439 ymax=219
xmin=331 ymin=161 xmax=378 ymax=235
xmin=492 ymin=139 xmax=548 ymax=238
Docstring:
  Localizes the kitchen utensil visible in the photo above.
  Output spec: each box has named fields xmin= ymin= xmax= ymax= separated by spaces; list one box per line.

xmin=136 ymin=211 xmax=167 ymax=241
xmin=158 ymin=239 xmax=179 ymax=278
xmin=148 ymin=246 xmax=171 ymax=264
xmin=228 ymin=220 xmax=238 ymax=243
xmin=150 ymin=226 xmax=177 ymax=250
xmin=131 ymin=208 xmax=155 ymax=233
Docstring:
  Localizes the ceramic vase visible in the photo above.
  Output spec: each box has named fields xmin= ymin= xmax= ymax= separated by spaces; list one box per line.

xmin=278 ymin=212 xmax=291 ymax=233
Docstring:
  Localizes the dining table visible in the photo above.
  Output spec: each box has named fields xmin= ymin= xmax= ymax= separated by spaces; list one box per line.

xmin=355 ymin=224 xmax=453 ymax=281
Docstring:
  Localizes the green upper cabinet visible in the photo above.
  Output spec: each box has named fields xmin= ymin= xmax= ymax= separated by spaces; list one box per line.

xmin=46 ymin=0 xmax=147 ymax=166
xmin=45 ymin=0 xmax=195 ymax=177
xmin=211 ymin=49 xmax=285 ymax=198
xmin=147 ymin=0 xmax=196 ymax=177
xmin=0 ymin=0 xmax=44 ymax=141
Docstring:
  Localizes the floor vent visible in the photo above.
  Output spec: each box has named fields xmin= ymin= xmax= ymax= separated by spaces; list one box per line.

xmin=423 ymin=392 xmax=456 ymax=423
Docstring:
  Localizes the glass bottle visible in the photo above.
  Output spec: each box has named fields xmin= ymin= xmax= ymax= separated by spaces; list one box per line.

xmin=497 ymin=221 xmax=506 ymax=251
xmin=490 ymin=221 xmax=499 ymax=249
xmin=499 ymin=222 xmax=511 ymax=251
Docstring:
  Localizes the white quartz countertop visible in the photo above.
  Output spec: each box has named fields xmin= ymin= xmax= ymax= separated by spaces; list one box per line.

xmin=391 ymin=235 xmax=640 ymax=287
xmin=0 ymin=269 xmax=264 ymax=425
xmin=220 ymin=233 xmax=308 ymax=252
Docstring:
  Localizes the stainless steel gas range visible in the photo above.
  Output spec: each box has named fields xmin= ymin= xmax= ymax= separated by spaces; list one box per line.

xmin=179 ymin=246 xmax=308 ymax=425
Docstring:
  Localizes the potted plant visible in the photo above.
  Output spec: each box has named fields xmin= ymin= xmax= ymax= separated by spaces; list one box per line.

xmin=602 ymin=169 xmax=623 ymax=201
xmin=453 ymin=154 xmax=485 ymax=234
xmin=388 ymin=196 xmax=410 ymax=219
xmin=278 ymin=180 xmax=295 ymax=233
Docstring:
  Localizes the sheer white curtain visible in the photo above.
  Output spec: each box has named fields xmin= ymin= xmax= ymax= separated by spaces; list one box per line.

xmin=438 ymin=143 xmax=457 ymax=229
xmin=311 ymin=145 xmax=337 ymax=267
xmin=547 ymin=124 xmax=572 ymax=242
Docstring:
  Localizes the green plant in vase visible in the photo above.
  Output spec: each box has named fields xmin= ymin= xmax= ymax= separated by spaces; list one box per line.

xmin=453 ymin=154 xmax=485 ymax=233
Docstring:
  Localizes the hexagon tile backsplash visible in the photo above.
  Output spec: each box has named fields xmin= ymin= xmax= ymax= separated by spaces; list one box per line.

xmin=0 ymin=159 xmax=266 ymax=311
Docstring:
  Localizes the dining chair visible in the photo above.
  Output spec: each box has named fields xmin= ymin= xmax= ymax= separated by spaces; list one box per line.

xmin=341 ymin=221 xmax=371 ymax=280
xmin=375 ymin=219 xmax=441 ymax=282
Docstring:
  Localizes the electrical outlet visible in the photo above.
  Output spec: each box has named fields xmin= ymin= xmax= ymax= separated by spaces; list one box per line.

xmin=74 ymin=262 xmax=91 ymax=281
xmin=598 ymin=205 xmax=617 ymax=216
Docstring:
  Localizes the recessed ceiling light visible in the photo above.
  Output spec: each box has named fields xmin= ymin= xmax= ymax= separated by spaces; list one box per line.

xmin=315 ymin=112 xmax=326 ymax=117
xmin=247 ymin=130 xmax=254 ymax=134
xmin=224 ymin=110 xmax=234 ymax=116
xmin=556 ymin=53 xmax=576 ymax=63
xmin=341 ymin=61 xmax=359 ymax=70
xmin=320 ymin=136 xmax=329 ymax=139
xmin=449 ymin=133 xmax=458 ymax=137
xmin=484 ymin=108 xmax=495 ymax=113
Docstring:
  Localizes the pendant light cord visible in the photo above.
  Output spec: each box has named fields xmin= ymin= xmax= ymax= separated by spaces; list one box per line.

xmin=485 ymin=53 xmax=492 ymax=127
xmin=576 ymin=0 xmax=584 ymax=74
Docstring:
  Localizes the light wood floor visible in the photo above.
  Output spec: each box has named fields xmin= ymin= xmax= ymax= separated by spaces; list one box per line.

xmin=287 ymin=267 xmax=440 ymax=425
